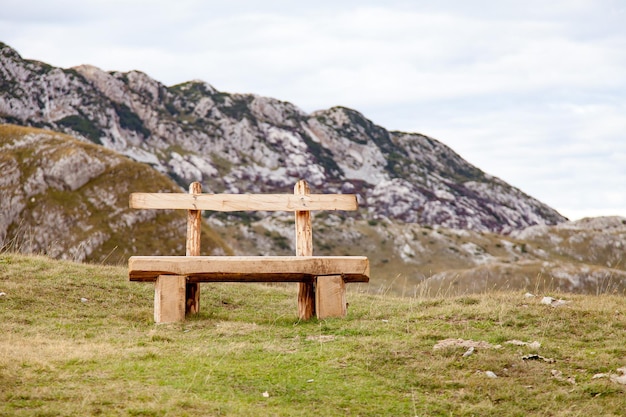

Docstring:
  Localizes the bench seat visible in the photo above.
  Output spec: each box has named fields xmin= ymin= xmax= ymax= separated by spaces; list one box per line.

xmin=129 ymin=255 xmax=370 ymax=283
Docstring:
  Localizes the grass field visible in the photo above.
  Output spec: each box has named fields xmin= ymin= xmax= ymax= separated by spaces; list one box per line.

xmin=1 ymin=253 xmax=625 ymax=416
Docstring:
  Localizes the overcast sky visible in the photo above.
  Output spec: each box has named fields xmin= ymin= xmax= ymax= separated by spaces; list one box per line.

xmin=2 ymin=0 xmax=625 ymax=220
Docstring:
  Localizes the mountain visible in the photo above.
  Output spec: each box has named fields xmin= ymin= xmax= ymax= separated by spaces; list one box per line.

xmin=0 ymin=42 xmax=565 ymax=234
xmin=3 ymin=42 xmax=622 ymax=295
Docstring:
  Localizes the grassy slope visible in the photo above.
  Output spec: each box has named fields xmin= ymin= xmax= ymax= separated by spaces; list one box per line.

xmin=0 ymin=124 xmax=230 ymax=264
xmin=1 ymin=253 xmax=625 ymax=416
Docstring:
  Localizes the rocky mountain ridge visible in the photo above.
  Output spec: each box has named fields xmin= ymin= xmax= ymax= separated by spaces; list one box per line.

xmin=1 ymin=124 xmax=624 ymax=295
xmin=0 ymin=42 xmax=565 ymax=234
xmin=4 ymin=42 xmax=620 ymax=296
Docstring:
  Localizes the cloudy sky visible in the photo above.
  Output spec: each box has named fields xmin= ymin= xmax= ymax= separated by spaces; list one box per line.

xmin=2 ymin=0 xmax=625 ymax=220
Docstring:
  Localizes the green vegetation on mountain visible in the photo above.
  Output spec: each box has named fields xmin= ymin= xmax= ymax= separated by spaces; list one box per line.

xmin=112 ymin=102 xmax=151 ymax=138
xmin=57 ymin=114 xmax=104 ymax=144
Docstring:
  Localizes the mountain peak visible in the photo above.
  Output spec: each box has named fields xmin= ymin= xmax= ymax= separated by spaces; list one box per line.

xmin=0 ymin=42 xmax=566 ymax=233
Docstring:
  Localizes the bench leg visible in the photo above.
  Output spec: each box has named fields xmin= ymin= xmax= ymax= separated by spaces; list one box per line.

xmin=154 ymin=275 xmax=186 ymax=323
xmin=186 ymin=283 xmax=200 ymax=315
xmin=316 ymin=275 xmax=347 ymax=319
xmin=298 ymin=282 xmax=315 ymax=320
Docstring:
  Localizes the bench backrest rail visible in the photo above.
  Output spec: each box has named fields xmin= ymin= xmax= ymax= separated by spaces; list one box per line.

xmin=129 ymin=191 xmax=357 ymax=212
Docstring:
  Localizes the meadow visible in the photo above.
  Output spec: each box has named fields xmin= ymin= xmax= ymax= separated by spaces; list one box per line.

xmin=1 ymin=253 xmax=625 ymax=416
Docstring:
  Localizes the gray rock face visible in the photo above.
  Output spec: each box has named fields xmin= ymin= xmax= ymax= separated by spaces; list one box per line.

xmin=0 ymin=42 xmax=566 ymax=233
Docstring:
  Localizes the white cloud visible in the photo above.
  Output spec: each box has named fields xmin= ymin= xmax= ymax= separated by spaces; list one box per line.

xmin=1 ymin=0 xmax=625 ymax=220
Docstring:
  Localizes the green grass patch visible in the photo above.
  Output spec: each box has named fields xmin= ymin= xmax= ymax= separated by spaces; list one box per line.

xmin=0 ymin=253 xmax=625 ymax=416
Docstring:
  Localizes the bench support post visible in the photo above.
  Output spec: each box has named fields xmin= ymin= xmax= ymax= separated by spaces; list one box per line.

xmin=186 ymin=182 xmax=202 ymax=316
xmin=155 ymin=275 xmax=186 ymax=323
xmin=316 ymin=275 xmax=347 ymax=318
xmin=295 ymin=180 xmax=315 ymax=320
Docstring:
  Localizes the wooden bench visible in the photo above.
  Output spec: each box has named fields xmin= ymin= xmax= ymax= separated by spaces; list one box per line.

xmin=128 ymin=180 xmax=369 ymax=323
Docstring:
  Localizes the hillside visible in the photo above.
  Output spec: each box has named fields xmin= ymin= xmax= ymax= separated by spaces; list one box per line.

xmin=0 ymin=124 xmax=229 ymax=264
xmin=417 ymin=216 xmax=626 ymax=296
xmin=0 ymin=41 xmax=565 ymax=233
xmin=0 ymin=253 xmax=625 ymax=416
xmin=2 ymin=122 xmax=626 ymax=294
xmin=2 ymin=42 xmax=624 ymax=296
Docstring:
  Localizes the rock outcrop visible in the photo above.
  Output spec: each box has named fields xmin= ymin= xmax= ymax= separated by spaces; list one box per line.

xmin=0 ymin=42 xmax=566 ymax=234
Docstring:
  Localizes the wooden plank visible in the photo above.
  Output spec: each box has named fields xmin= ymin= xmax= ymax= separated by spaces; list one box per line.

xmin=128 ymin=256 xmax=370 ymax=283
xmin=154 ymin=275 xmax=186 ymax=323
xmin=185 ymin=182 xmax=202 ymax=315
xmin=295 ymin=180 xmax=315 ymax=320
xmin=129 ymin=192 xmax=357 ymax=212
xmin=316 ymin=275 xmax=347 ymax=318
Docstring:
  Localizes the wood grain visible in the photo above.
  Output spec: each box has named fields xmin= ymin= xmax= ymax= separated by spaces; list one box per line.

xmin=129 ymin=192 xmax=357 ymax=212
xmin=185 ymin=182 xmax=202 ymax=315
xmin=129 ymin=256 xmax=370 ymax=283
xmin=295 ymin=180 xmax=315 ymax=320
xmin=316 ymin=275 xmax=347 ymax=318
xmin=154 ymin=275 xmax=186 ymax=323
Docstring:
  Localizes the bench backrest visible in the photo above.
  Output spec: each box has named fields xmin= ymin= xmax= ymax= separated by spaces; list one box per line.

xmin=129 ymin=179 xmax=358 ymax=256
xmin=130 ymin=190 xmax=357 ymax=212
